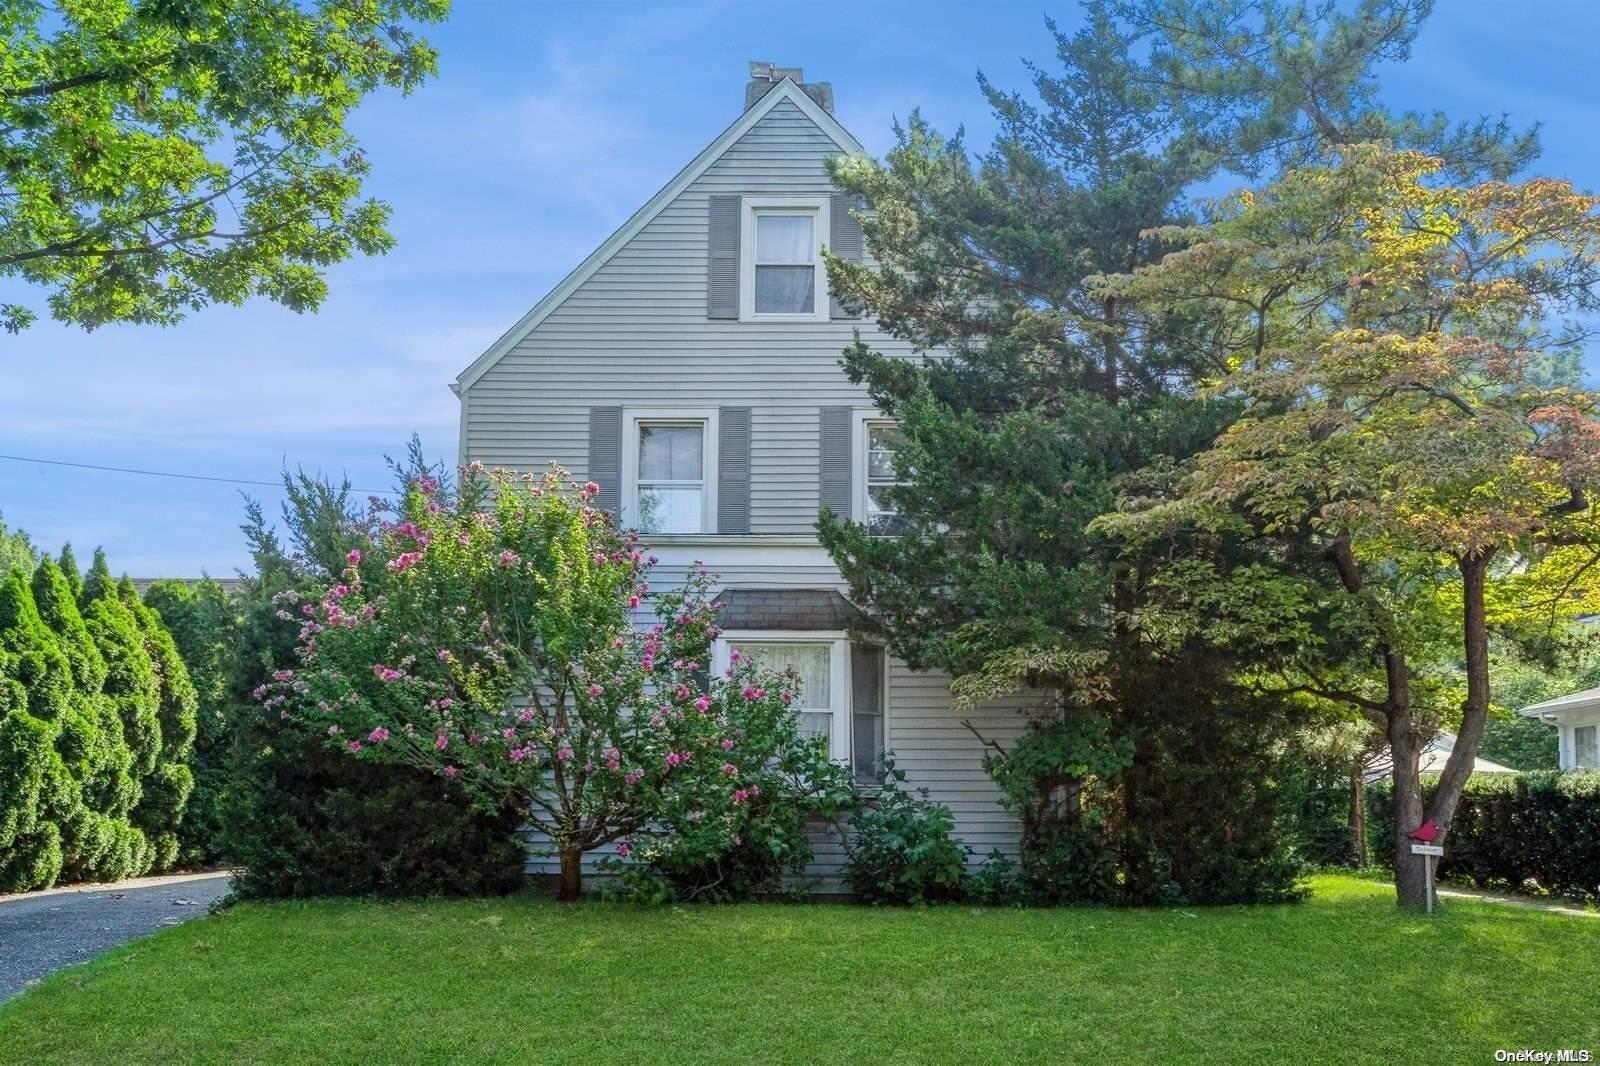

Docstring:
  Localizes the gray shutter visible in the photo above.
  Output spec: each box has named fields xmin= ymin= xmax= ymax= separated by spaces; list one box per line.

xmin=829 ymin=193 xmax=864 ymax=319
xmin=707 ymin=194 xmax=741 ymax=319
xmin=588 ymin=406 xmax=623 ymax=518
xmin=818 ymin=406 xmax=852 ymax=518
xmin=718 ymin=406 xmax=751 ymax=534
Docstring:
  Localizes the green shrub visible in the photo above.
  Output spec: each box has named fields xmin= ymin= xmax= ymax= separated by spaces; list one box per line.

xmin=142 ymin=578 xmax=238 ymax=864
xmin=965 ymin=849 xmax=1024 ymax=906
xmin=221 ymin=570 xmax=527 ymax=900
xmin=0 ymin=823 xmax=62 ymax=893
xmin=1368 ymin=771 xmax=1600 ymax=901
xmin=0 ymin=708 xmax=53 ymax=853
xmin=843 ymin=758 xmax=968 ymax=905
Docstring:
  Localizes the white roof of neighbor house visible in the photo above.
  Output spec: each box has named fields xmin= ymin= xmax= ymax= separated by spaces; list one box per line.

xmin=1520 ymin=686 xmax=1600 ymax=719
xmin=1366 ymin=732 xmax=1517 ymax=779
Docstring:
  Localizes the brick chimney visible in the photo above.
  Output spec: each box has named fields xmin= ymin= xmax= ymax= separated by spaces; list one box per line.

xmin=745 ymin=62 xmax=833 ymax=114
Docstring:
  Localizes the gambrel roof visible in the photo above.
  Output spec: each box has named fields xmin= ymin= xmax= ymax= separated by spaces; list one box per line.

xmin=452 ymin=78 xmax=866 ymax=394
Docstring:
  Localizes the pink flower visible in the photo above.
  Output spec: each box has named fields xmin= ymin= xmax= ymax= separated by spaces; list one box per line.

xmin=616 ymin=841 xmax=632 ymax=859
xmin=781 ymin=691 xmax=793 ymax=705
xmin=439 ymin=698 xmax=454 ymax=710
xmin=502 ymin=727 xmax=517 ymax=740
xmin=722 ymin=762 xmax=738 ymax=776
xmin=346 ymin=548 xmax=362 ymax=565
xmin=437 ymin=649 xmax=453 ymax=663
xmin=628 ymin=595 xmax=640 ymax=609
xmin=458 ymin=531 xmax=471 ymax=547
xmin=593 ymin=552 xmax=607 ymax=566
xmin=624 ymin=770 xmax=643 ymax=785
xmin=556 ymin=746 xmax=574 ymax=762
xmin=499 ymin=549 xmax=519 ymax=567
xmin=368 ymin=726 xmax=390 ymax=743
xmin=586 ymin=683 xmax=604 ymax=698
xmin=733 ymin=788 xmax=748 ymax=803
xmin=518 ymin=708 xmax=534 ymax=723
xmin=693 ymin=696 xmax=711 ymax=713
xmin=444 ymin=764 xmax=460 ymax=779
xmin=327 ymin=724 xmax=341 ymax=736
xmin=348 ymin=740 xmax=363 ymax=753
xmin=435 ymin=734 xmax=448 ymax=751
xmin=721 ymin=738 xmax=735 ymax=751
xmin=583 ymin=481 xmax=600 ymax=497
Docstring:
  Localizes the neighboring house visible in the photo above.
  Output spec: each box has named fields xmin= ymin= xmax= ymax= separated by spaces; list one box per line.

xmin=452 ymin=63 xmax=1027 ymax=886
xmin=1521 ymin=689 xmax=1600 ymax=769
xmin=1364 ymin=731 xmax=1516 ymax=780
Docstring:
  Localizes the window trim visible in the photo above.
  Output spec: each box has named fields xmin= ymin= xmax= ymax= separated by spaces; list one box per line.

xmin=739 ymin=195 xmax=831 ymax=322
xmin=621 ymin=408 xmax=719 ymax=534
xmin=714 ymin=630 xmax=850 ymax=762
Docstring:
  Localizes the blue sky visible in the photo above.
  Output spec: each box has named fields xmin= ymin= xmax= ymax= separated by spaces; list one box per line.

xmin=3 ymin=0 xmax=1599 ymax=577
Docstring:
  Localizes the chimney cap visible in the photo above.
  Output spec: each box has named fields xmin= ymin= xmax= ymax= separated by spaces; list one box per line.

xmin=749 ymin=61 xmax=803 ymax=83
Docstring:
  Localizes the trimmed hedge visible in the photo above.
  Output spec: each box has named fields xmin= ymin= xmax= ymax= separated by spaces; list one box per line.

xmin=1367 ymin=771 xmax=1600 ymax=901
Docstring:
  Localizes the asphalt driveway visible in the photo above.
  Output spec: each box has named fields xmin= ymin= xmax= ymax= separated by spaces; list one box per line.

xmin=0 ymin=871 xmax=232 ymax=1003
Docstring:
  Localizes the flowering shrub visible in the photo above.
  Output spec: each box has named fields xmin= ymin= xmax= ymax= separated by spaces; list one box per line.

xmin=259 ymin=465 xmax=842 ymax=900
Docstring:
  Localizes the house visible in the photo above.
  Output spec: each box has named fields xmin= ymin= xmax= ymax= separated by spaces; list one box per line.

xmin=451 ymin=64 xmax=1027 ymax=887
xmin=1364 ymin=732 xmax=1516 ymax=780
xmin=1521 ymin=689 xmax=1600 ymax=769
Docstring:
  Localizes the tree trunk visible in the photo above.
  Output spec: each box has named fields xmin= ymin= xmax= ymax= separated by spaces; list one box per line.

xmin=1427 ymin=552 xmax=1495 ymax=837
xmin=1389 ymin=714 xmax=1430 ymax=908
xmin=1348 ymin=758 xmax=1368 ymax=868
xmin=557 ymin=846 xmax=583 ymax=902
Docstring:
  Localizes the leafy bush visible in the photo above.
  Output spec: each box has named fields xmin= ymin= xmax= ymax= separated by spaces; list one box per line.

xmin=602 ymin=742 xmax=857 ymax=903
xmin=1367 ymin=771 xmax=1600 ymax=901
xmin=257 ymin=465 xmax=855 ymax=901
xmin=221 ymin=560 xmax=529 ymax=901
xmin=142 ymin=578 xmax=240 ymax=864
xmin=843 ymin=758 xmax=968 ymax=905
xmin=965 ymin=849 xmax=1023 ymax=906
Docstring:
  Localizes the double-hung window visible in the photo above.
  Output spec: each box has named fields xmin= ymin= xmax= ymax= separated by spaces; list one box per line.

xmin=863 ymin=420 xmax=908 ymax=536
xmin=740 ymin=196 xmax=829 ymax=321
xmin=1576 ymin=725 xmax=1598 ymax=769
xmin=623 ymin=411 xmax=717 ymax=534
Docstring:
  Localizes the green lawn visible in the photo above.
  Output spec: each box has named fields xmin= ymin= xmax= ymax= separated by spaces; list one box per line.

xmin=0 ymin=875 xmax=1594 ymax=1065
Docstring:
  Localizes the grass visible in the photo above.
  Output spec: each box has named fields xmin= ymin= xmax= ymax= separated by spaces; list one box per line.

xmin=0 ymin=874 xmax=1595 ymax=1065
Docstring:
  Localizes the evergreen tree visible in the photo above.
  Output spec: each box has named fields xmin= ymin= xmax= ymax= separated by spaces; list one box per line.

xmin=817 ymin=0 xmax=1529 ymax=902
xmin=56 ymin=544 xmax=84 ymax=603
xmin=143 ymin=578 xmax=240 ymax=863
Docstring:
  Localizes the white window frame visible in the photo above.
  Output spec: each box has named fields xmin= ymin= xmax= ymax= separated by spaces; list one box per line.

xmin=714 ymin=630 xmax=850 ymax=762
xmin=852 ymin=411 xmax=905 ymax=531
xmin=739 ymin=195 xmax=831 ymax=322
xmin=621 ymin=408 xmax=719 ymax=535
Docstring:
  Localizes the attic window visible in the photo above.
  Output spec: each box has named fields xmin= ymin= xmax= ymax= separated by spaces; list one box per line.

xmin=740 ymin=196 xmax=830 ymax=321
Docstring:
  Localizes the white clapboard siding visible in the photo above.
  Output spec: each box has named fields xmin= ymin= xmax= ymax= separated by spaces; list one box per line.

xmin=464 ymin=85 xmax=1025 ymax=889
xmin=462 ymin=98 xmax=918 ymax=535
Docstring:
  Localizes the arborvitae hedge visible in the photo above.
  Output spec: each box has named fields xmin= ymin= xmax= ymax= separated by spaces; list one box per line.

xmin=1368 ymin=771 xmax=1600 ymax=901
xmin=0 ymin=551 xmax=199 ymax=891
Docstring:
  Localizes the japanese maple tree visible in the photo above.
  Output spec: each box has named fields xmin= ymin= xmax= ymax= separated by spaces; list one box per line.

xmin=1096 ymin=145 xmax=1600 ymax=906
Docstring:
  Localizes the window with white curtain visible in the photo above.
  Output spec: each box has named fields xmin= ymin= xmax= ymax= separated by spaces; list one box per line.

xmin=754 ymin=212 xmax=816 ymax=314
xmin=636 ymin=421 xmax=705 ymax=534
xmin=1577 ymin=725 xmax=1598 ymax=768
xmin=740 ymin=196 xmax=828 ymax=321
xmin=720 ymin=635 xmax=847 ymax=761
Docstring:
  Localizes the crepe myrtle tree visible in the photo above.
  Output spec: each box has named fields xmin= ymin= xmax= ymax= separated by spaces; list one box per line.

xmin=258 ymin=464 xmax=844 ymax=901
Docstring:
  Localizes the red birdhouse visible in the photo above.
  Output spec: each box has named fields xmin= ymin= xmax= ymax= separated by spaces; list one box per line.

xmin=1408 ymin=819 xmax=1439 ymax=843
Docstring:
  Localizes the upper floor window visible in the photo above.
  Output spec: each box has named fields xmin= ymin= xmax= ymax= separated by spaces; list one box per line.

xmin=861 ymin=418 xmax=909 ymax=536
xmin=740 ymin=196 xmax=830 ymax=321
xmin=622 ymin=410 xmax=718 ymax=534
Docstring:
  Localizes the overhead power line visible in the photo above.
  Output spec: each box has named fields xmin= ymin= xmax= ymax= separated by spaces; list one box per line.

xmin=0 ymin=453 xmax=392 ymax=495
